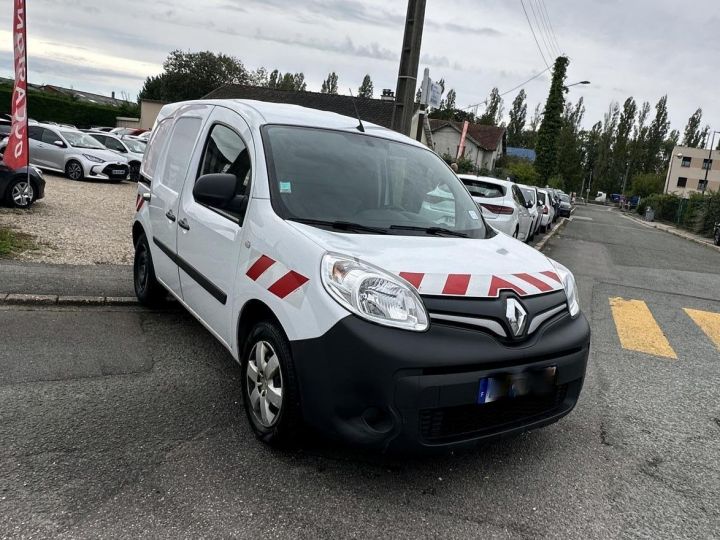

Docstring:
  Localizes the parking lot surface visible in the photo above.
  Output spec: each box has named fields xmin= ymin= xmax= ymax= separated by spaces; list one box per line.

xmin=1 ymin=204 xmax=719 ymax=538
xmin=0 ymin=174 xmax=136 ymax=265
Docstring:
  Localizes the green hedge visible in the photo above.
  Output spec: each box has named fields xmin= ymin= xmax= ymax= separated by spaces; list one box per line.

xmin=0 ymin=85 xmax=139 ymax=128
xmin=638 ymin=191 xmax=720 ymax=237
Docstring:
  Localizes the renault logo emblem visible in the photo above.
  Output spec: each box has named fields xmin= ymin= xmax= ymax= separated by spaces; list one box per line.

xmin=505 ymin=298 xmax=527 ymax=337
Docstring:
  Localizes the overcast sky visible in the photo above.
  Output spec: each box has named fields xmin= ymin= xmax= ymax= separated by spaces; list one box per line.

xmin=1 ymin=0 xmax=718 ymax=134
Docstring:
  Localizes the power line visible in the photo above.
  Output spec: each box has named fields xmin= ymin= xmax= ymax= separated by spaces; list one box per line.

xmin=461 ymin=66 xmax=551 ymax=111
xmin=520 ymin=0 xmax=549 ymax=69
xmin=532 ymin=0 xmax=559 ymax=58
xmin=538 ymin=0 xmax=563 ymax=55
xmin=528 ymin=0 xmax=557 ymax=60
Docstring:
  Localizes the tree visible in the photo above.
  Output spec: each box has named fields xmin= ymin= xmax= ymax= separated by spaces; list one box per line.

xmin=612 ymin=97 xmax=638 ymax=189
xmin=630 ymin=173 xmax=665 ymax=198
xmin=478 ymin=87 xmax=504 ymax=126
xmin=507 ymin=158 xmax=540 ymax=185
xmin=358 ymin=74 xmax=374 ymax=98
xmin=139 ymin=50 xmax=250 ymax=102
xmin=267 ymin=70 xmax=307 ymax=91
xmin=643 ymin=95 xmax=670 ymax=173
xmin=535 ymin=56 xmax=569 ymax=182
xmin=556 ymin=98 xmax=585 ymax=192
xmin=682 ymin=108 xmax=705 ymax=148
xmin=507 ymin=90 xmax=527 ymax=147
xmin=321 ymin=72 xmax=339 ymax=94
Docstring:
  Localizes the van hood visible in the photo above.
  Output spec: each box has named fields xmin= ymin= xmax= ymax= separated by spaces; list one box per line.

xmin=288 ymin=222 xmax=564 ymax=298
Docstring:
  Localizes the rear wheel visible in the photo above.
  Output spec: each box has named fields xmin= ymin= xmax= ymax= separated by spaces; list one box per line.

xmin=513 ymin=227 xmax=519 ymax=239
xmin=133 ymin=233 xmax=165 ymax=306
xmin=5 ymin=178 xmax=34 ymax=208
xmin=65 ymin=160 xmax=84 ymax=181
xmin=715 ymin=228 xmax=720 ymax=246
xmin=241 ymin=321 xmax=303 ymax=447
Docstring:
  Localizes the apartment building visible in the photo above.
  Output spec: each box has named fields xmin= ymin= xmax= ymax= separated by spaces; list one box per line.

xmin=664 ymin=145 xmax=720 ymax=196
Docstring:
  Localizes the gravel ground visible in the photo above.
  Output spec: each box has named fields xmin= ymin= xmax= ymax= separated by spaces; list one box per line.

xmin=0 ymin=173 xmax=136 ymax=265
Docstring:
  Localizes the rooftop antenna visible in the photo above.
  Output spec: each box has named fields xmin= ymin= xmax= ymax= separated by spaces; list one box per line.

xmin=348 ymin=88 xmax=365 ymax=133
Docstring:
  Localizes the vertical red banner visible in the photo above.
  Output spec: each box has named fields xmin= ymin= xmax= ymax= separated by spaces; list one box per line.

xmin=5 ymin=0 xmax=28 ymax=171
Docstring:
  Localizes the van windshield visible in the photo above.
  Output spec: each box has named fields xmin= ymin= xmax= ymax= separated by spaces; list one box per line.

xmin=262 ymin=125 xmax=490 ymax=238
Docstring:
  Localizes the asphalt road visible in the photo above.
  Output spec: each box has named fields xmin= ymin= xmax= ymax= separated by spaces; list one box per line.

xmin=1 ymin=205 xmax=719 ymax=538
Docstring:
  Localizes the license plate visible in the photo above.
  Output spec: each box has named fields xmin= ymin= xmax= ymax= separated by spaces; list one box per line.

xmin=477 ymin=366 xmax=557 ymax=404
xmin=112 ymin=169 xmax=125 ymax=175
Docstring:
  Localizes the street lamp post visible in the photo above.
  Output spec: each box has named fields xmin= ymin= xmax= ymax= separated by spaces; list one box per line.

xmin=701 ymin=130 xmax=720 ymax=195
xmin=562 ymin=80 xmax=591 ymax=92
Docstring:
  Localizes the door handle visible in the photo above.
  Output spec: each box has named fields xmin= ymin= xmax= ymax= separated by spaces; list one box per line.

xmin=178 ymin=218 xmax=190 ymax=231
xmin=165 ymin=209 xmax=176 ymax=222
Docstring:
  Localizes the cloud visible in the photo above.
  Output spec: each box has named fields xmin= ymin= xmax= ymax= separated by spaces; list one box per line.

xmin=426 ymin=21 xmax=502 ymax=36
xmin=239 ymin=0 xmax=405 ymax=27
xmin=253 ymin=31 xmax=398 ymax=62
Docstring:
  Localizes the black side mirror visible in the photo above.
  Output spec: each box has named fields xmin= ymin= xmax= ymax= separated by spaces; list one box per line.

xmin=194 ymin=173 xmax=238 ymax=207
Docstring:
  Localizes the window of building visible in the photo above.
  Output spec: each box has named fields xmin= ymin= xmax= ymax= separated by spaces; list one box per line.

xmin=676 ymin=177 xmax=687 ymax=188
xmin=681 ymin=156 xmax=691 ymax=167
xmin=703 ymin=159 xmax=713 ymax=170
xmin=698 ymin=179 xmax=708 ymax=190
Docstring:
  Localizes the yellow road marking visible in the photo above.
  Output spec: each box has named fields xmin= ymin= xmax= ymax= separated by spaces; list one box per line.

xmin=609 ymin=298 xmax=677 ymax=359
xmin=684 ymin=308 xmax=720 ymax=351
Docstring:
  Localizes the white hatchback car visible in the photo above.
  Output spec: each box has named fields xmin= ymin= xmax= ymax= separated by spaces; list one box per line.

xmin=518 ymin=184 xmax=542 ymax=240
xmin=458 ymin=175 xmax=534 ymax=242
xmin=536 ymin=188 xmax=556 ymax=232
xmin=132 ymin=100 xmax=590 ymax=451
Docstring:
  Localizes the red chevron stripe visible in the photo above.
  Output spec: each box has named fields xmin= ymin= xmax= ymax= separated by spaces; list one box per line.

xmin=540 ymin=270 xmax=561 ymax=283
xmin=488 ymin=275 xmax=527 ymax=297
xmin=246 ymin=255 xmax=275 ymax=281
xmin=268 ymin=271 xmax=309 ymax=299
xmin=399 ymin=272 xmax=425 ymax=289
xmin=442 ymin=274 xmax=471 ymax=295
xmin=513 ymin=272 xmax=553 ymax=292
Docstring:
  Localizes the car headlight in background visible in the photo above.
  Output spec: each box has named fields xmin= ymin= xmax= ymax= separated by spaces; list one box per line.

xmin=549 ymin=259 xmax=580 ymax=318
xmin=321 ymin=253 xmax=429 ymax=332
xmin=82 ymin=154 xmax=105 ymax=163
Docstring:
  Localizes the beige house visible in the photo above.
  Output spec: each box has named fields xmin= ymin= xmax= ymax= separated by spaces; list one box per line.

xmin=424 ymin=119 xmax=506 ymax=171
xmin=664 ymin=145 xmax=720 ymax=196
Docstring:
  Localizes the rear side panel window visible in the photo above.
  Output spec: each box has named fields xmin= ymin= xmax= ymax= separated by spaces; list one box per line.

xmin=140 ymin=118 xmax=173 ymax=182
xmin=28 ymin=126 xmax=44 ymax=141
xmin=159 ymin=117 xmax=201 ymax=191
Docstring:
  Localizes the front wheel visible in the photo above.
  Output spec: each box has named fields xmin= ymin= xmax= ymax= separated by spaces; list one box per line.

xmin=65 ymin=160 xmax=84 ymax=181
xmin=5 ymin=177 xmax=34 ymax=208
xmin=241 ymin=321 xmax=303 ymax=447
xmin=133 ymin=233 xmax=165 ymax=306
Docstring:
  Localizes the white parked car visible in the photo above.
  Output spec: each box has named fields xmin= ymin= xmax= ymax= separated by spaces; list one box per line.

xmin=536 ymin=188 xmax=556 ymax=232
xmin=132 ymin=100 xmax=590 ymax=451
xmin=518 ymin=184 xmax=542 ymax=241
xmin=458 ymin=175 xmax=534 ymax=242
xmin=87 ymin=132 xmax=146 ymax=181
xmin=21 ymin=124 xmax=130 ymax=181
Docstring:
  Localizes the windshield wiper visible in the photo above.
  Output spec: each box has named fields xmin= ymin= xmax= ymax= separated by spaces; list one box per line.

xmin=288 ymin=218 xmax=387 ymax=235
xmin=389 ymin=225 xmax=468 ymax=238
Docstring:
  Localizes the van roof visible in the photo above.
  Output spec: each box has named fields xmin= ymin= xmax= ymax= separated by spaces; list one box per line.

xmin=156 ymin=99 xmax=425 ymax=148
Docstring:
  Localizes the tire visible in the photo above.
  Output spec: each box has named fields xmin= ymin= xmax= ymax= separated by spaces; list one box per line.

xmin=513 ymin=227 xmax=519 ymax=239
xmin=65 ymin=160 xmax=84 ymax=181
xmin=241 ymin=321 xmax=303 ymax=447
xmin=133 ymin=233 xmax=165 ymax=306
xmin=5 ymin=177 xmax=34 ymax=208
xmin=715 ymin=228 xmax=720 ymax=246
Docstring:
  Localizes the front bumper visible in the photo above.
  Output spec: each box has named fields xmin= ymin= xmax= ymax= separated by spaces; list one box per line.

xmin=291 ymin=311 xmax=590 ymax=452
xmin=86 ymin=161 xmax=129 ymax=181
xmin=558 ymin=206 xmax=572 ymax=217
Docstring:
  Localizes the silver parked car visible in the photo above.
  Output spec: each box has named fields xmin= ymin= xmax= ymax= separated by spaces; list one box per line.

xmin=27 ymin=124 xmax=129 ymax=181
xmin=87 ymin=132 xmax=145 ymax=181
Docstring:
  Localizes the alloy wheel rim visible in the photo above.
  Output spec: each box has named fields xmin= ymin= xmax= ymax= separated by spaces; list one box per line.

xmin=246 ymin=340 xmax=283 ymax=428
xmin=11 ymin=181 xmax=33 ymax=206
xmin=68 ymin=163 xmax=82 ymax=179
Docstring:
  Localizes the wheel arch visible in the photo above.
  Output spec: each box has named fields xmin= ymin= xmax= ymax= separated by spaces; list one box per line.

xmin=236 ymin=299 xmax=284 ymax=362
xmin=132 ymin=220 xmax=146 ymax=248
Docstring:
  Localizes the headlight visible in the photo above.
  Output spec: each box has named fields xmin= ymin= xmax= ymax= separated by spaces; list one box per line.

xmin=321 ymin=253 xmax=429 ymax=332
xmin=549 ymin=259 xmax=580 ymax=318
xmin=82 ymin=154 xmax=105 ymax=163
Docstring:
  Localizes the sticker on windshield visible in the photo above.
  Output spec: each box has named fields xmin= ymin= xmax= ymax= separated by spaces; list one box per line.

xmin=279 ymin=181 xmax=292 ymax=193
xmin=468 ymin=209 xmax=479 ymax=220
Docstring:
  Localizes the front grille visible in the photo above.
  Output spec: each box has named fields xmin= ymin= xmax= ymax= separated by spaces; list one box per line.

xmin=102 ymin=164 xmax=128 ymax=179
xmin=419 ymin=384 xmax=568 ymax=443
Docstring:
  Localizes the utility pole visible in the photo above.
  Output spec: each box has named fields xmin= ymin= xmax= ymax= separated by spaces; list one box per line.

xmin=391 ymin=0 xmax=426 ymax=136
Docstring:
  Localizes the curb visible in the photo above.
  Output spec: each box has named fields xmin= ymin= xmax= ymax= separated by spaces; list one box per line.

xmin=535 ymin=217 xmax=569 ymax=252
xmin=0 ymin=294 xmax=139 ymax=306
xmin=618 ymin=212 xmax=720 ymax=253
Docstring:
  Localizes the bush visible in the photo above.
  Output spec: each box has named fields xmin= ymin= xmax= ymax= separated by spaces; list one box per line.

xmin=0 ymin=85 xmax=139 ymax=128
xmin=640 ymin=191 xmax=720 ymax=237
xmin=630 ymin=173 xmax=664 ymax=198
